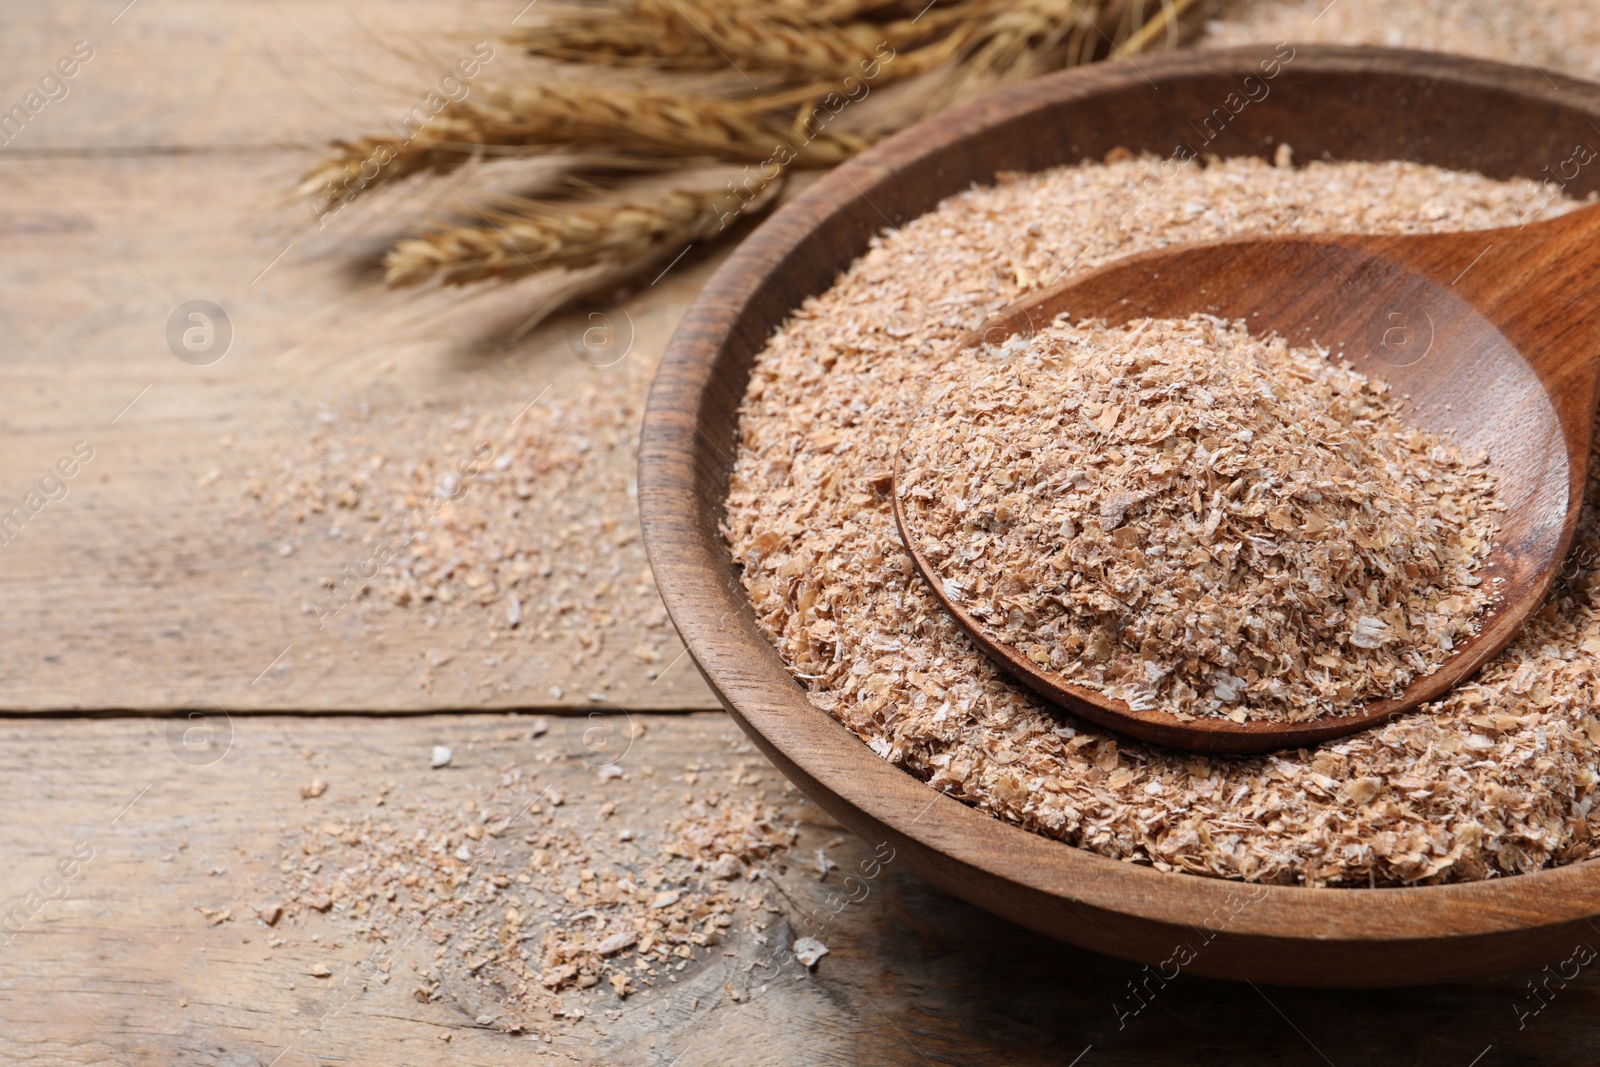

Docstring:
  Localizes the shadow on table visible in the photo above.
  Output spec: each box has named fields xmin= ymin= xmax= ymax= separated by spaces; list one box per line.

xmin=815 ymin=851 xmax=1598 ymax=1066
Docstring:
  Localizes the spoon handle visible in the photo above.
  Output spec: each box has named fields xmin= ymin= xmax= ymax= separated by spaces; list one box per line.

xmin=1442 ymin=199 xmax=1600 ymax=462
xmin=1319 ymin=200 xmax=1600 ymax=487
xmin=1476 ymin=196 xmax=1600 ymax=346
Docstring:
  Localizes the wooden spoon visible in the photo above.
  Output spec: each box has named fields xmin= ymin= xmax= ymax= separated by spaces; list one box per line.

xmin=893 ymin=201 xmax=1600 ymax=753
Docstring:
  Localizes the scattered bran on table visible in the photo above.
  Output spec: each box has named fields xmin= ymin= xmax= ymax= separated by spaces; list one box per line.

xmin=245 ymin=367 xmax=680 ymax=700
xmin=724 ymin=152 xmax=1600 ymax=887
xmin=257 ymin=719 xmax=800 ymax=1035
xmin=895 ymin=313 xmax=1500 ymax=724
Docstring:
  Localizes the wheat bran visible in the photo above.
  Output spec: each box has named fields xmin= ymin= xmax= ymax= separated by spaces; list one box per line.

xmin=724 ymin=153 xmax=1597 ymax=886
xmin=895 ymin=313 xmax=1500 ymax=724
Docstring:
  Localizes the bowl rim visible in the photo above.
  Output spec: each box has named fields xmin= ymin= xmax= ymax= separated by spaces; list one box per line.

xmin=639 ymin=43 xmax=1600 ymax=968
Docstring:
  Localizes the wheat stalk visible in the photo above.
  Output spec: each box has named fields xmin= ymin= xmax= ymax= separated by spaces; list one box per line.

xmin=299 ymin=82 xmax=861 ymax=215
xmin=385 ymin=178 xmax=784 ymax=288
xmin=513 ymin=0 xmax=974 ymax=79
xmin=302 ymin=0 xmax=1191 ymax=213
xmin=386 ymin=177 xmax=786 ymax=338
xmin=1121 ymin=0 xmax=1204 ymax=55
xmin=887 ymin=0 xmax=1192 ymax=110
xmin=513 ymin=0 xmax=1177 ymax=89
xmin=302 ymin=0 xmax=1201 ymax=323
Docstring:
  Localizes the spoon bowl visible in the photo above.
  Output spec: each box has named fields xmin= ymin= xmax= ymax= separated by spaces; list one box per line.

xmin=897 ymin=204 xmax=1600 ymax=752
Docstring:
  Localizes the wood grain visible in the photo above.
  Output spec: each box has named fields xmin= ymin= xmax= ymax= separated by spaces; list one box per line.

xmin=639 ymin=45 xmax=1600 ymax=984
xmin=6 ymin=712 xmax=1600 ymax=1067
xmin=0 ymin=1 xmax=719 ymax=713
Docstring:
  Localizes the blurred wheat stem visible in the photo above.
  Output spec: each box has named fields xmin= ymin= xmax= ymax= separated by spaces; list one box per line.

xmin=384 ymin=178 xmax=786 ymax=288
xmin=1122 ymin=0 xmax=1201 ymax=54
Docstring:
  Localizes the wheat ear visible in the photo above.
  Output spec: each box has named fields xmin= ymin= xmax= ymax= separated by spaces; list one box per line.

xmin=384 ymin=178 xmax=785 ymax=288
xmin=299 ymin=84 xmax=858 ymax=213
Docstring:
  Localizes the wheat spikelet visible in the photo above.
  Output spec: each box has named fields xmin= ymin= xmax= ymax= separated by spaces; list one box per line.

xmin=899 ymin=0 xmax=1191 ymax=111
xmin=510 ymin=0 xmax=1184 ymax=88
xmin=299 ymin=82 xmax=861 ymax=213
xmin=750 ymin=0 xmax=925 ymax=21
xmin=514 ymin=0 xmax=967 ymax=79
xmin=384 ymin=179 xmax=783 ymax=288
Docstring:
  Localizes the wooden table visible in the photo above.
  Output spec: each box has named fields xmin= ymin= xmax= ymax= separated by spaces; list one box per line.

xmin=7 ymin=713 xmax=1600 ymax=1066
xmin=3 ymin=3 xmax=1598 ymax=1064
xmin=0 ymin=0 xmax=718 ymax=714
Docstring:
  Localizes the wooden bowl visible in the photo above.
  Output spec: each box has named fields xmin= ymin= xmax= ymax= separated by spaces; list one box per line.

xmin=639 ymin=44 xmax=1600 ymax=987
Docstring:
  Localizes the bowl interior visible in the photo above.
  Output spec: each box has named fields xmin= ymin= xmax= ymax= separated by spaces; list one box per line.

xmin=639 ymin=44 xmax=1600 ymax=986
